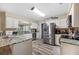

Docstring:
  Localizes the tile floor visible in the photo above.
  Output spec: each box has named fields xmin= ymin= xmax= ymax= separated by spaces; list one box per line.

xmin=32 ymin=39 xmax=60 ymax=55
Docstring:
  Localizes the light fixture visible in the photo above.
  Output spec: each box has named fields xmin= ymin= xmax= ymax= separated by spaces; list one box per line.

xmin=31 ymin=7 xmax=45 ymax=17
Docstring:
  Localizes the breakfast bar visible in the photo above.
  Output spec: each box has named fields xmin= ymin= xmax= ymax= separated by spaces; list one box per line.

xmin=0 ymin=34 xmax=32 ymax=55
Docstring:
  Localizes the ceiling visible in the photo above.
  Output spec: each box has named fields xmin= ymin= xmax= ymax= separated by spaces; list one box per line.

xmin=0 ymin=3 xmax=71 ymax=21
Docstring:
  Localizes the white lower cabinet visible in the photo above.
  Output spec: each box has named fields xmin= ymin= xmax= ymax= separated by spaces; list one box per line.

xmin=60 ymin=43 xmax=79 ymax=55
xmin=53 ymin=46 xmax=60 ymax=55
xmin=55 ymin=34 xmax=61 ymax=46
xmin=10 ymin=39 xmax=32 ymax=55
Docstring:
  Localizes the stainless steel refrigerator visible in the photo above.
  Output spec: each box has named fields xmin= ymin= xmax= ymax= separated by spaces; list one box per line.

xmin=41 ymin=23 xmax=56 ymax=45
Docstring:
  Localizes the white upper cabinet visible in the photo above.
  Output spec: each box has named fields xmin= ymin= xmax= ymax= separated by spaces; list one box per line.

xmin=6 ymin=16 xmax=12 ymax=28
xmin=69 ymin=4 xmax=79 ymax=27
xmin=47 ymin=18 xmax=68 ymax=28
xmin=6 ymin=16 xmax=18 ymax=28
xmin=59 ymin=19 xmax=68 ymax=28
xmin=12 ymin=18 xmax=18 ymax=28
xmin=31 ymin=23 xmax=38 ymax=29
xmin=72 ymin=4 xmax=79 ymax=27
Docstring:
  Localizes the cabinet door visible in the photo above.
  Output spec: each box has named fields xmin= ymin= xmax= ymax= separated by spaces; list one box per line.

xmin=57 ymin=19 xmax=67 ymax=28
xmin=6 ymin=17 xmax=18 ymax=28
xmin=11 ymin=39 xmax=32 ymax=55
xmin=6 ymin=16 xmax=13 ymax=28
xmin=60 ymin=19 xmax=67 ymax=28
xmin=12 ymin=19 xmax=18 ymax=28
xmin=31 ymin=23 xmax=38 ymax=29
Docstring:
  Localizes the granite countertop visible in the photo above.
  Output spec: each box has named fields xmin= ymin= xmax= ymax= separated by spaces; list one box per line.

xmin=0 ymin=34 xmax=32 ymax=47
xmin=61 ymin=38 xmax=79 ymax=46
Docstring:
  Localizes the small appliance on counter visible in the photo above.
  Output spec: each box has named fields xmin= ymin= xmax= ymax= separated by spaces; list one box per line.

xmin=12 ymin=31 xmax=18 ymax=35
xmin=31 ymin=29 xmax=37 ymax=40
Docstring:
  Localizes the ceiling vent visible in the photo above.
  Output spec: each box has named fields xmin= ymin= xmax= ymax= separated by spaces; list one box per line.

xmin=46 ymin=16 xmax=58 ymax=19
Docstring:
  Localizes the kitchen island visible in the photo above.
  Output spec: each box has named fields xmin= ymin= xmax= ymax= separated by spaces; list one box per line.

xmin=60 ymin=38 xmax=79 ymax=55
xmin=0 ymin=34 xmax=32 ymax=55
